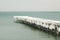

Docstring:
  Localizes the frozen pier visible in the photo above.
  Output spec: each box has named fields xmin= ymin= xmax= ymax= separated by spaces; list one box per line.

xmin=13 ymin=16 xmax=60 ymax=35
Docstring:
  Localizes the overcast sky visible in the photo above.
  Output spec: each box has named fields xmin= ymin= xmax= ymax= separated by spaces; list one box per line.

xmin=0 ymin=0 xmax=60 ymax=11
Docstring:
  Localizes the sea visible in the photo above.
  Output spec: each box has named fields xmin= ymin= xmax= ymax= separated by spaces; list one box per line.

xmin=0 ymin=12 xmax=60 ymax=40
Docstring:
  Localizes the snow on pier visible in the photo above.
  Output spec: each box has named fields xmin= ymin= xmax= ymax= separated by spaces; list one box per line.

xmin=13 ymin=16 xmax=60 ymax=35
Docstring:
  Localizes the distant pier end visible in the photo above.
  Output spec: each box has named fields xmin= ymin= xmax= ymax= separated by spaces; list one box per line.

xmin=13 ymin=16 xmax=60 ymax=35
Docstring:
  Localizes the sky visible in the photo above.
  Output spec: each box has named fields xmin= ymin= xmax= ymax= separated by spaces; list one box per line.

xmin=0 ymin=0 xmax=60 ymax=11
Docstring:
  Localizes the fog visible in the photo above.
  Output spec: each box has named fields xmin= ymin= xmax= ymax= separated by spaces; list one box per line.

xmin=0 ymin=0 xmax=60 ymax=11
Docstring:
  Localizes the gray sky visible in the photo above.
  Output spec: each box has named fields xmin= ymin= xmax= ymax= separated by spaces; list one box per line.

xmin=0 ymin=0 xmax=60 ymax=11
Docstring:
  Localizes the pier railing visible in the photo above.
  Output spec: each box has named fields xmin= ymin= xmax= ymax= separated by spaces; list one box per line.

xmin=13 ymin=16 xmax=60 ymax=35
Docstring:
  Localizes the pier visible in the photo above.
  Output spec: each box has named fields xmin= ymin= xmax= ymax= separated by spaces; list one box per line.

xmin=13 ymin=16 xmax=60 ymax=35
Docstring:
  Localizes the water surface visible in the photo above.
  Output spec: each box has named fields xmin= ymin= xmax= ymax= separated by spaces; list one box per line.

xmin=0 ymin=12 xmax=60 ymax=40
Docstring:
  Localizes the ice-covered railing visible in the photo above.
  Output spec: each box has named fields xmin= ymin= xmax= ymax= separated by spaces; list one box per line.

xmin=13 ymin=16 xmax=60 ymax=35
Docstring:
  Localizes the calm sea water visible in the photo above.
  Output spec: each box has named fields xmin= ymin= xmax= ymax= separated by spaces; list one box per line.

xmin=0 ymin=12 xmax=60 ymax=40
